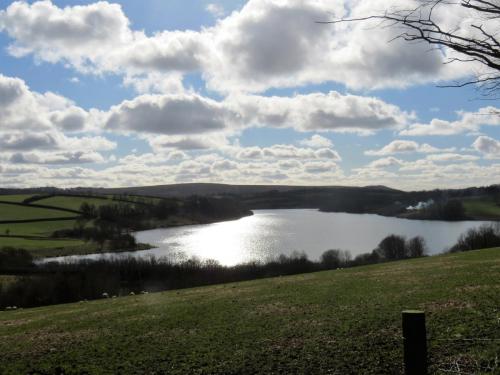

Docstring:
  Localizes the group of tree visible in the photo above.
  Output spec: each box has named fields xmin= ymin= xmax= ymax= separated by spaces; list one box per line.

xmin=0 ymin=232 xmax=428 ymax=309
xmin=70 ymin=196 xmax=251 ymax=250
xmin=0 ymin=248 xmax=33 ymax=271
xmin=407 ymin=199 xmax=467 ymax=221
xmin=348 ymin=235 xmax=427 ymax=266
xmin=450 ymin=224 xmax=500 ymax=252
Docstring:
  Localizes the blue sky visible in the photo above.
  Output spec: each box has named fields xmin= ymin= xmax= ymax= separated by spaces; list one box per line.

xmin=0 ymin=0 xmax=498 ymax=189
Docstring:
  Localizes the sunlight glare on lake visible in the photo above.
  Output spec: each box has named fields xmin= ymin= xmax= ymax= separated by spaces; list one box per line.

xmin=44 ymin=210 xmax=494 ymax=266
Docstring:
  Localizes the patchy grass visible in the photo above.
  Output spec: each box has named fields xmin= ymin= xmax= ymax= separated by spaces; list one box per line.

xmin=463 ymin=197 xmax=500 ymax=220
xmin=0 ymin=248 xmax=498 ymax=374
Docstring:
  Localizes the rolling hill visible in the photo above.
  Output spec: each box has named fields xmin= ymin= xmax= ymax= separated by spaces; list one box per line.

xmin=0 ymin=248 xmax=498 ymax=374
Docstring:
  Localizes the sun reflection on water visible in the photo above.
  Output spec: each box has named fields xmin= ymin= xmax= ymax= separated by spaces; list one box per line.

xmin=160 ymin=213 xmax=279 ymax=266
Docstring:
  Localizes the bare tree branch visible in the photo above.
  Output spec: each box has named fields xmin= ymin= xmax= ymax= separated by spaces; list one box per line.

xmin=318 ymin=0 xmax=500 ymax=97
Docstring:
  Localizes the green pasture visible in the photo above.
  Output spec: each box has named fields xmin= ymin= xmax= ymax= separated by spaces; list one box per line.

xmin=35 ymin=196 xmax=112 ymax=211
xmin=0 ymin=248 xmax=498 ymax=374
xmin=0 ymin=220 xmax=79 ymax=238
xmin=463 ymin=198 xmax=500 ymax=220
xmin=0 ymin=203 xmax=77 ymax=222
xmin=0 ymin=194 xmax=34 ymax=203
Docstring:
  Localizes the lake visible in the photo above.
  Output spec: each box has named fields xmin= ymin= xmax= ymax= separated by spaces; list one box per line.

xmin=45 ymin=209 xmax=494 ymax=265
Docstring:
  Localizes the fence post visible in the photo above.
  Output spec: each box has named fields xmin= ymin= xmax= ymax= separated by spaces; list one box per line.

xmin=402 ymin=310 xmax=428 ymax=375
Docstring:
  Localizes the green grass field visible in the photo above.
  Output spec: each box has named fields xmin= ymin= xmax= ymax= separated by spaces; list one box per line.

xmin=463 ymin=198 xmax=500 ymax=220
xmin=0 ymin=248 xmax=498 ymax=374
xmin=0 ymin=194 xmax=159 ymax=256
xmin=0 ymin=219 xmax=79 ymax=237
xmin=0 ymin=195 xmax=106 ymax=255
xmin=35 ymin=196 xmax=113 ymax=211
xmin=0 ymin=194 xmax=34 ymax=203
xmin=0 ymin=203 xmax=77 ymax=222
xmin=0 ymin=219 xmax=90 ymax=255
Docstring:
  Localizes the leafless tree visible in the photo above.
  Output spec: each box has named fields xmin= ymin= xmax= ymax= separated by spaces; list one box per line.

xmin=320 ymin=0 xmax=500 ymax=97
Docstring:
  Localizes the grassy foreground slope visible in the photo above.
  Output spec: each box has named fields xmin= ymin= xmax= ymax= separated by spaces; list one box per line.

xmin=1 ymin=249 xmax=499 ymax=374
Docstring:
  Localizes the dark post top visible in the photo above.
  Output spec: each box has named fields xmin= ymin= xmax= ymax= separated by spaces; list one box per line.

xmin=402 ymin=310 xmax=428 ymax=375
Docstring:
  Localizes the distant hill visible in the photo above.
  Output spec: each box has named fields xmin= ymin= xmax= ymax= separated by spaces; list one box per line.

xmin=91 ymin=183 xmax=305 ymax=197
xmin=1 ymin=183 xmax=499 ymax=220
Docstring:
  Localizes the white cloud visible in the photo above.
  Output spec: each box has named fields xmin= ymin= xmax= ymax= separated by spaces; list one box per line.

xmin=0 ymin=132 xmax=58 ymax=151
xmin=472 ymin=136 xmax=500 ymax=159
xmin=0 ymin=130 xmax=115 ymax=152
xmin=231 ymin=91 xmax=411 ymax=134
xmin=303 ymin=160 xmax=339 ymax=174
xmin=0 ymin=74 xmax=116 ymax=169
xmin=299 ymin=134 xmax=332 ymax=148
xmin=0 ymin=1 xmax=133 ymax=70
xmin=206 ymin=3 xmax=225 ymax=18
xmin=400 ymin=107 xmax=500 ymax=136
xmin=366 ymin=157 xmax=404 ymax=169
xmin=105 ymin=93 xmax=237 ymax=135
xmin=212 ymin=159 xmax=238 ymax=171
xmin=0 ymin=1 xmax=205 ymax=93
xmin=0 ymin=0 xmax=477 ymax=94
xmin=9 ymin=151 xmax=105 ymax=165
xmin=426 ymin=153 xmax=479 ymax=162
xmin=365 ymin=140 xmax=455 ymax=156
xmin=0 ymin=74 xmax=96 ymax=133
xmin=234 ymin=144 xmax=341 ymax=161
xmin=100 ymin=90 xmax=411 ymax=138
xmin=147 ymin=134 xmax=231 ymax=151
xmin=202 ymin=0 xmax=475 ymax=93
xmin=122 ymin=73 xmax=185 ymax=95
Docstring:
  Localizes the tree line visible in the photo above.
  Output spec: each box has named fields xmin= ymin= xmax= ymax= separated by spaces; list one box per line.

xmin=0 ymin=233 xmax=427 ymax=309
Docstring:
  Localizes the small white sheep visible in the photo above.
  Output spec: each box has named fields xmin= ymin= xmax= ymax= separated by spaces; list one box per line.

xmin=102 ymin=292 xmax=109 ymax=299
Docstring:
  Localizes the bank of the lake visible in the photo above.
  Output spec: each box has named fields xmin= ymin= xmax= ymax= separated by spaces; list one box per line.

xmin=42 ymin=209 xmax=494 ymax=265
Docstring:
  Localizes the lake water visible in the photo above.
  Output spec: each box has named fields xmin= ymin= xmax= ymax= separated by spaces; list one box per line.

xmin=45 ymin=209 xmax=493 ymax=265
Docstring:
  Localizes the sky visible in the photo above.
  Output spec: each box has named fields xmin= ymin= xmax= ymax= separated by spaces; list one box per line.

xmin=0 ymin=0 xmax=499 ymax=190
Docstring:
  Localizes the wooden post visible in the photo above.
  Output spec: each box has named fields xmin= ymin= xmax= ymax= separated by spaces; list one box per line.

xmin=402 ymin=310 xmax=428 ymax=375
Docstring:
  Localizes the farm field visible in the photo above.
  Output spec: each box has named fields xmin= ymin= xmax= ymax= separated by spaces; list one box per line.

xmin=0 ymin=248 xmax=498 ymax=374
xmin=0 ymin=194 xmax=33 ymax=203
xmin=0 ymin=220 xmax=79 ymax=237
xmin=0 ymin=196 xmax=107 ymax=255
xmin=0 ymin=203 xmax=77 ymax=222
xmin=34 ymin=196 xmax=112 ymax=211
xmin=463 ymin=198 xmax=500 ymax=220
